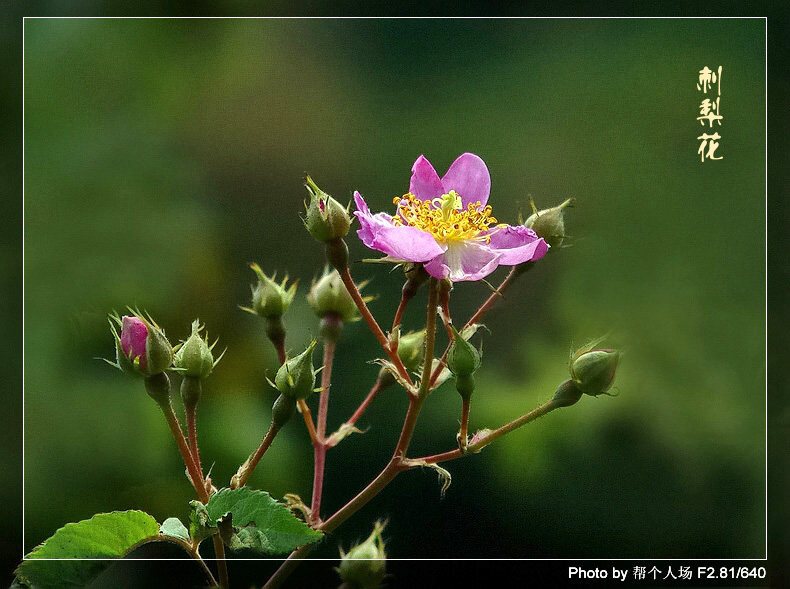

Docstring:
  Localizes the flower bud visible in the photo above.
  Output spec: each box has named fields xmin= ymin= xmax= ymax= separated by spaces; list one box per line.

xmin=397 ymin=329 xmax=427 ymax=374
xmin=447 ymin=325 xmax=481 ymax=399
xmin=271 ymin=392 xmax=297 ymax=427
xmin=174 ymin=320 xmax=218 ymax=380
xmin=247 ymin=264 xmax=297 ymax=319
xmin=110 ymin=311 xmax=173 ymax=377
xmin=307 ymin=267 xmax=364 ymax=323
xmin=552 ymin=379 xmax=584 ymax=407
xmin=337 ymin=520 xmax=387 ymax=589
xmin=525 ymin=198 xmax=574 ymax=249
xmin=569 ymin=341 xmax=620 ymax=395
xmin=274 ymin=340 xmax=319 ymax=400
xmin=303 ymin=174 xmax=351 ymax=243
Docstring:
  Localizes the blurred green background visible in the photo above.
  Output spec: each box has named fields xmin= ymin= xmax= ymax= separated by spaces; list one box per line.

xmin=23 ymin=16 xmax=765 ymax=579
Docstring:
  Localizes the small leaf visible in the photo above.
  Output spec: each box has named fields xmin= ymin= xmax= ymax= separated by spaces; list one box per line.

xmin=15 ymin=510 xmax=159 ymax=589
xmin=160 ymin=517 xmax=190 ymax=542
xmin=205 ymin=487 xmax=323 ymax=554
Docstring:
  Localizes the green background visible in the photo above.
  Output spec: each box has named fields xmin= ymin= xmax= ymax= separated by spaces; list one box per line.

xmin=23 ymin=17 xmax=765 ymax=583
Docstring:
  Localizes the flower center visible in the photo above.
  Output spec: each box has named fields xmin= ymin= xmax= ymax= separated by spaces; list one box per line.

xmin=391 ymin=191 xmax=503 ymax=244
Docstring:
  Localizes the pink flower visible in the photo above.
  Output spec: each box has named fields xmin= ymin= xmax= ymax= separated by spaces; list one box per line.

xmin=120 ymin=316 xmax=149 ymax=371
xmin=354 ymin=154 xmax=548 ymax=282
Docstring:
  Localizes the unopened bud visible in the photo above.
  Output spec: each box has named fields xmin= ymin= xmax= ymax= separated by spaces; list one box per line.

xmin=447 ymin=325 xmax=481 ymax=400
xmin=110 ymin=311 xmax=173 ymax=377
xmin=337 ymin=520 xmax=387 ymax=589
xmin=174 ymin=320 xmax=219 ymax=380
xmin=271 ymin=392 xmax=297 ymax=427
xmin=397 ymin=329 xmax=427 ymax=373
xmin=525 ymin=198 xmax=574 ymax=249
xmin=248 ymin=264 xmax=297 ymax=319
xmin=552 ymin=379 xmax=584 ymax=407
xmin=569 ymin=341 xmax=620 ymax=395
xmin=274 ymin=340 xmax=319 ymax=400
xmin=308 ymin=267 xmax=365 ymax=324
xmin=304 ymin=174 xmax=351 ymax=243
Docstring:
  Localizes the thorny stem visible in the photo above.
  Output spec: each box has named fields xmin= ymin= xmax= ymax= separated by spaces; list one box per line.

xmin=185 ymin=404 xmax=204 ymax=487
xmin=338 ymin=266 xmax=413 ymax=386
xmin=438 ymin=280 xmax=454 ymax=341
xmin=311 ymin=337 xmax=336 ymax=523
xmin=327 ymin=377 xmax=383 ymax=447
xmin=429 ymin=263 xmax=533 ymax=387
xmin=391 ymin=290 xmax=411 ymax=332
xmin=458 ymin=397 xmax=471 ymax=450
xmin=158 ymin=391 xmax=229 ymax=588
xmin=232 ymin=422 xmax=282 ymax=489
xmin=263 ymin=279 xmax=440 ymax=589
xmin=415 ymin=399 xmax=558 ymax=465
xmin=159 ymin=400 xmax=208 ymax=503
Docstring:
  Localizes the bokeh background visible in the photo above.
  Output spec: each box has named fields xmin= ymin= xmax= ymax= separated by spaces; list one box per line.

xmin=22 ymin=17 xmax=766 ymax=586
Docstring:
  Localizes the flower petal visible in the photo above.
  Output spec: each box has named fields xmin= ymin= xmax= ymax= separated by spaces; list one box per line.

xmin=424 ymin=241 xmax=502 ymax=282
xmin=409 ymin=155 xmax=445 ymax=202
xmin=440 ymin=153 xmax=491 ymax=208
xmin=484 ymin=225 xmax=549 ymax=265
xmin=354 ymin=191 xmax=446 ymax=263
xmin=121 ymin=316 xmax=148 ymax=369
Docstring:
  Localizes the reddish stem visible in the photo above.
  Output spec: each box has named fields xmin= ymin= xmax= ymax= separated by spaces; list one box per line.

xmin=347 ymin=379 xmax=382 ymax=428
xmin=338 ymin=267 xmax=413 ymax=386
xmin=458 ymin=397 xmax=470 ymax=447
xmin=430 ymin=265 xmax=529 ymax=387
xmin=232 ymin=422 xmax=282 ymax=489
xmin=185 ymin=405 xmax=204 ymax=485
xmin=415 ymin=399 xmax=557 ymax=465
xmin=311 ymin=338 xmax=336 ymax=522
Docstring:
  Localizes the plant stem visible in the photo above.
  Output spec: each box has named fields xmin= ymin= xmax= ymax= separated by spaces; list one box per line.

xmin=458 ymin=397 xmax=470 ymax=450
xmin=147 ymin=535 xmax=218 ymax=587
xmin=311 ymin=337 xmax=336 ymax=523
xmin=338 ymin=267 xmax=413 ymax=386
xmin=298 ymin=399 xmax=318 ymax=444
xmin=417 ymin=278 xmax=439 ymax=399
xmin=334 ymin=378 xmax=382 ymax=436
xmin=232 ymin=422 xmax=282 ymax=489
xmin=263 ymin=279 xmax=440 ymax=588
xmin=212 ymin=535 xmax=230 ymax=589
xmin=429 ymin=264 xmax=532 ymax=387
xmin=185 ymin=404 xmax=204 ymax=487
xmin=159 ymin=399 xmax=208 ymax=503
xmin=415 ymin=399 xmax=558 ymax=464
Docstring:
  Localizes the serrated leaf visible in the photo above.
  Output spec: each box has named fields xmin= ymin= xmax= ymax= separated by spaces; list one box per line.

xmin=188 ymin=499 xmax=215 ymax=543
xmin=205 ymin=487 xmax=323 ymax=554
xmin=159 ymin=517 xmax=190 ymax=541
xmin=15 ymin=510 xmax=159 ymax=589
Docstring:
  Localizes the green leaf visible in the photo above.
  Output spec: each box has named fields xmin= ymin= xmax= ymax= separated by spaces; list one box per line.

xmin=205 ymin=487 xmax=323 ymax=554
xmin=159 ymin=517 xmax=190 ymax=542
xmin=15 ymin=510 xmax=159 ymax=589
xmin=188 ymin=499 xmax=215 ymax=543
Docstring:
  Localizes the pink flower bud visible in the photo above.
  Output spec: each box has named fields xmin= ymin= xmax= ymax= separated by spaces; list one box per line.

xmin=120 ymin=316 xmax=149 ymax=371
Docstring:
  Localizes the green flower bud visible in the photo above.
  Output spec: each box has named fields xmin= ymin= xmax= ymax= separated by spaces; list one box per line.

xmin=397 ymin=329 xmax=427 ymax=374
xmin=552 ymin=379 xmax=584 ymax=407
xmin=174 ymin=320 xmax=218 ymax=380
xmin=337 ymin=520 xmax=387 ymax=589
xmin=303 ymin=174 xmax=351 ymax=243
xmin=274 ymin=340 xmax=319 ymax=400
xmin=525 ymin=198 xmax=574 ymax=249
xmin=308 ymin=267 xmax=367 ymax=323
xmin=447 ymin=324 xmax=482 ymax=400
xmin=569 ymin=340 xmax=620 ymax=395
xmin=271 ymin=392 xmax=297 ymax=427
xmin=247 ymin=263 xmax=297 ymax=319
xmin=109 ymin=310 xmax=173 ymax=377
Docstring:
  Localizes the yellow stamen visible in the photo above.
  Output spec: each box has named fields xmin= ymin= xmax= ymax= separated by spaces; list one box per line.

xmin=391 ymin=191 xmax=505 ymax=244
